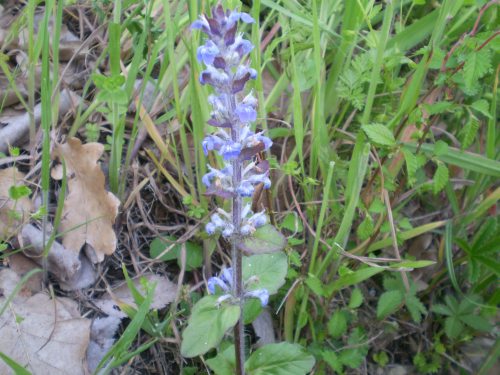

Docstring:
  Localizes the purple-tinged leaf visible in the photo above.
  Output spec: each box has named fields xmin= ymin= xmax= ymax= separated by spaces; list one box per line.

xmin=205 ymin=186 xmax=235 ymax=199
xmin=238 ymin=143 xmax=265 ymax=161
xmin=199 ymin=71 xmax=214 ymax=86
xmin=214 ymin=5 xmax=225 ymax=19
xmin=207 ymin=18 xmax=221 ymax=36
xmin=232 ymin=72 xmax=251 ymax=94
xmin=207 ymin=117 xmax=232 ymax=128
xmin=255 ymin=160 xmax=269 ymax=173
xmin=225 ymin=24 xmax=237 ymax=46
xmin=213 ymin=57 xmax=226 ymax=69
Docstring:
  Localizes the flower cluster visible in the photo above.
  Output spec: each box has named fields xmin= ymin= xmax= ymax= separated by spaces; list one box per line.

xmin=192 ymin=5 xmax=272 ymax=238
xmin=207 ymin=267 xmax=269 ymax=307
xmin=205 ymin=203 xmax=267 ymax=237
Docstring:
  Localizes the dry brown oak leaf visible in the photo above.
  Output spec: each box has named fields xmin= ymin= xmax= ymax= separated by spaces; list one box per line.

xmin=0 ymin=167 xmax=32 ymax=241
xmin=52 ymin=138 xmax=120 ymax=263
xmin=0 ymin=269 xmax=91 ymax=375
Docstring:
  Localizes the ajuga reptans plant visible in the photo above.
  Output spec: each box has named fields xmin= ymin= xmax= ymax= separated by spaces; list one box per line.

xmin=180 ymin=6 xmax=314 ymax=375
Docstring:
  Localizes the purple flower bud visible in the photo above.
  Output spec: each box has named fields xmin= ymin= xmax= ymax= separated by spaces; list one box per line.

xmin=235 ymin=103 xmax=257 ymax=123
xmin=248 ymin=68 xmax=257 ymax=79
xmin=245 ymin=289 xmax=269 ymax=307
xmin=197 ymin=40 xmax=220 ymax=65
xmin=248 ymin=212 xmax=267 ymax=228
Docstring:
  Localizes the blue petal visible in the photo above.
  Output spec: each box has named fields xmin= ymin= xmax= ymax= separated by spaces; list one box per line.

xmin=211 ymin=213 xmax=225 ymax=227
xmin=245 ymin=289 xmax=269 ymax=306
xmin=220 ymin=142 xmax=242 ymax=160
xmin=202 ymin=135 xmax=224 ymax=155
xmin=191 ymin=18 xmax=208 ymax=30
xmin=257 ymin=135 xmax=273 ymax=150
xmin=240 ymin=12 xmax=255 ymax=24
xmin=228 ymin=11 xmax=255 ymax=25
xmin=197 ymin=40 xmax=219 ymax=65
xmin=208 ymin=276 xmax=229 ymax=294
xmin=240 ymin=224 xmax=253 ymax=236
xmin=236 ymin=181 xmax=254 ymax=197
xmin=220 ymin=268 xmax=233 ymax=286
xmin=222 ymin=225 xmax=234 ymax=237
xmin=202 ymin=171 xmax=215 ymax=187
xmin=235 ymin=104 xmax=257 ymax=123
xmin=235 ymin=38 xmax=254 ymax=56
xmin=249 ymin=212 xmax=267 ymax=228
xmin=206 ymin=222 xmax=216 ymax=235
xmin=248 ymin=68 xmax=258 ymax=79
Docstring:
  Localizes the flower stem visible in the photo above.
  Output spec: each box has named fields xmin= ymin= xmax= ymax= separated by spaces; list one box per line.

xmin=231 ymin=122 xmax=246 ymax=375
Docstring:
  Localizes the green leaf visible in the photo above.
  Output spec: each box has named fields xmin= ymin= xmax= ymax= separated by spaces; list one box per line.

xmin=181 ymin=296 xmax=240 ymax=358
xmin=239 ymin=224 xmax=287 ymax=254
xmin=206 ymin=345 xmax=236 ymax=375
xmin=243 ymin=298 xmax=263 ymax=324
xmin=431 ymin=303 xmax=453 ymax=316
xmin=357 ymin=215 xmax=374 ymax=241
xmin=348 ymin=288 xmax=364 ymax=309
xmin=444 ymin=316 xmax=464 ymax=339
xmin=361 ymin=123 xmax=396 ymax=146
xmin=328 ymin=267 xmax=384 ymax=295
xmin=406 ymin=295 xmax=427 ymax=323
xmin=149 ymin=236 xmax=202 ymax=271
xmin=245 ymin=342 xmax=315 ymax=375
xmin=461 ymin=48 xmax=492 ymax=95
xmin=470 ymin=99 xmax=492 ymax=119
xmin=305 ymin=274 xmax=325 ymax=297
xmin=389 ymin=260 xmax=436 ymax=269
xmin=327 ymin=310 xmax=348 ymax=339
xmin=403 ymin=148 xmax=418 ymax=186
xmin=322 ymin=351 xmax=343 ymax=373
xmin=433 ymin=162 xmax=449 ymax=194
xmin=433 ymin=140 xmax=449 ymax=156
xmin=281 ymin=212 xmax=304 ymax=233
xmin=8 ymin=185 xmax=31 ymax=200
xmin=461 ymin=116 xmax=479 ymax=149
xmin=403 ymin=143 xmax=500 ymax=177
xmin=423 ymin=101 xmax=454 ymax=115
xmin=369 ymin=220 xmax=446 ymax=252
xmin=243 ymin=252 xmax=288 ymax=294
xmin=377 ymin=290 xmax=404 ymax=319
xmin=339 ymin=328 xmax=369 ymax=368
xmin=459 ymin=314 xmax=492 ymax=332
